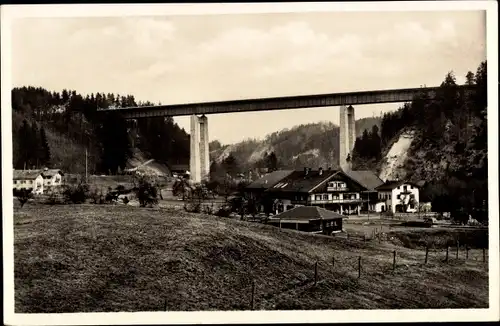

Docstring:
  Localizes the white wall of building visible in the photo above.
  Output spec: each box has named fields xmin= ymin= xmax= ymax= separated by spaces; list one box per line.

xmin=13 ymin=175 xmax=44 ymax=194
xmin=391 ymin=184 xmax=419 ymax=213
xmin=43 ymin=173 xmax=63 ymax=188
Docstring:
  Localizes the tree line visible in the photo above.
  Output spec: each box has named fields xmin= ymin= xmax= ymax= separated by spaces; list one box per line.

xmin=12 ymin=86 xmax=190 ymax=174
xmin=352 ymin=61 xmax=488 ymax=222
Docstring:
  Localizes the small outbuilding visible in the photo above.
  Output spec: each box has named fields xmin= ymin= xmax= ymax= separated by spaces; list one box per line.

xmin=267 ymin=206 xmax=344 ymax=235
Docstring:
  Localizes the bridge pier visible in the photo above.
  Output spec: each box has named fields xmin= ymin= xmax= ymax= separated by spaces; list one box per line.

xmin=339 ymin=105 xmax=356 ymax=171
xmin=189 ymin=114 xmax=210 ymax=183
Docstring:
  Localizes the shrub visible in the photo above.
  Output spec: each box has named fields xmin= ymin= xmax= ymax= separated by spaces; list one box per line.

xmin=13 ymin=188 xmax=33 ymax=208
xmin=45 ymin=189 xmax=62 ymax=205
xmin=184 ymin=202 xmax=201 ymax=213
xmin=105 ymin=190 xmax=119 ymax=204
xmin=122 ymin=196 xmax=129 ymax=205
xmin=202 ymin=203 xmax=214 ymax=215
xmin=63 ymin=183 xmax=90 ymax=204
xmin=216 ymin=206 xmax=232 ymax=218
xmin=89 ymin=189 xmax=104 ymax=204
xmin=135 ymin=176 xmax=159 ymax=207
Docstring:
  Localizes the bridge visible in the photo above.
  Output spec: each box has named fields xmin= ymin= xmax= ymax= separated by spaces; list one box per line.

xmin=100 ymin=85 xmax=475 ymax=183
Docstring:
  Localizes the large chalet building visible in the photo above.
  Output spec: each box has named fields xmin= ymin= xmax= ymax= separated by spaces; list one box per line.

xmin=245 ymin=167 xmax=420 ymax=215
xmin=251 ymin=167 xmax=382 ymax=215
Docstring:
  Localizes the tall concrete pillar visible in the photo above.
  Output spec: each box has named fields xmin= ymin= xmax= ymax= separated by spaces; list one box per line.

xmin=339 ymin=105 xmax=356 ymax=171
xmin=199 ymin=115 xmax=210 ymax=181
xmin=189 ymin=115 xmax=201 ymax=183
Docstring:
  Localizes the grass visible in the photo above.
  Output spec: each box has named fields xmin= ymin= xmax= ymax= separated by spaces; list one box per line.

xmin=14 ymin=203 xmax=489 ymax=312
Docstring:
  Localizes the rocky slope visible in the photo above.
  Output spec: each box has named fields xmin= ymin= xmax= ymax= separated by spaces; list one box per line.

xmin=210 ymin=117 xmax=381 ymax=170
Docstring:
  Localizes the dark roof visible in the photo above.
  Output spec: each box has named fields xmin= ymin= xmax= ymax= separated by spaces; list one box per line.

xmin=376 ymin=180 xmax=420 ymax=191
xmin=272 ymin=206 xmax=344 ymax=222
xmin=342 ymin=170 xmax=384 ymax=191
xmin=41 ymin=169 xmax=64 ymax=178
xmin=13 ymin=170 xmax=43 ymax=180
xmin=246 ymin=170 xmax=294 ymax=190
xmin=265 ymin=169 xmax=340 ymax=193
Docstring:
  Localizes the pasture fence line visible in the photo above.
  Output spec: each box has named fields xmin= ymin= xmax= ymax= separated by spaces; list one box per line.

xmin=245 ymin=246 xmax=488 ymax=309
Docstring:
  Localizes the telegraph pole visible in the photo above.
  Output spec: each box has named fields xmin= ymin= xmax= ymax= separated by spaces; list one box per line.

xmin=85 ymin=148 xmax=88 ymax=183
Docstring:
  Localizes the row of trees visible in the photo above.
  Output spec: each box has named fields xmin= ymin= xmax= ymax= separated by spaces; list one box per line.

xmin=12 ymin=86 xmax=190 ymax=174
xmin=351 ymin=125 xmax=382 ymax=162
xmin=15 ymin=120 xmax=51 ymax=169
xmin=354 ymin=61 xmax=487 ymax=222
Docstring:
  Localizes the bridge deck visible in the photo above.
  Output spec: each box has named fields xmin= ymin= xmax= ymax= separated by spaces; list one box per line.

xmin=99 ymin=85 xmax=474 ymax=118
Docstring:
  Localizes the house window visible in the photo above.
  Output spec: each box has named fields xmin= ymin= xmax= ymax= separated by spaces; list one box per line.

xmin=404 ymin=185 xmax=408 ymax=192
xmin=322 ymin=194 xmax=328 ymax=200
xmin=397 ymin=194 xmax=400 ymax=199
xmin=315 ymin=195 xmax=321 ymax=201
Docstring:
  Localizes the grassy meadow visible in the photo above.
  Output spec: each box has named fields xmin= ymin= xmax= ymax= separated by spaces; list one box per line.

xmin=13 ymin=203 xmax=489 ymax=312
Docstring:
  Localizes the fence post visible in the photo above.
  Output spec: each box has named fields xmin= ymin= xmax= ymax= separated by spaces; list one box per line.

xmin=456 ymin=241 xmax=459 ymax=259
xmin=251 ymin=279 xmax=255 ymax=310
xmin=466 ymin=245 xmax=469 ymax=260
xmin=164 ymin=298 xmax=167 ymax=311
xmin=445 ymin=246 xmax=449 ymax=263
xmin=393 ymin=250 xmax=396 ymax=271
xmin=483 ymin=248 xmax=486 ymax=263
xmin=363 ymin=234 xmax=366 ymax=242
xmin=314 ymin=262 xmax=318 ymax=285
xmin=358 ymin=256 xmax=361 ymax=278
xmin=425 ymin=246 xmax=429 ymax=264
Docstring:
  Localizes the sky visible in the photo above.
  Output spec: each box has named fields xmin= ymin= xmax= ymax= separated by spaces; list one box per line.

xmin=11 ymin=10 xmax=486 ymax=144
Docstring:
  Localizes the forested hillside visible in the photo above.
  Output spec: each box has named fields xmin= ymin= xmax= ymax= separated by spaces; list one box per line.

xmin=11 ymin=87 xmax=190 ymax=174
xmin=209 ymin=117 xmax=381 ymax=177
xmin=352 ymin=61 xmax=488 ymax=219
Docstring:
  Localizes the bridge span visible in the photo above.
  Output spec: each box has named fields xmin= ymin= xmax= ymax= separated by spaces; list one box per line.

xmin=99 ymin=85 xmax=474 ymax=118
xmin=99 ymin=85 xmax=475 ymax=183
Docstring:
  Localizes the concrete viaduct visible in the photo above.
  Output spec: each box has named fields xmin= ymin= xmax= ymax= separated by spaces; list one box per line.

xmin=100 ymin=85 xmax=475 ymax=183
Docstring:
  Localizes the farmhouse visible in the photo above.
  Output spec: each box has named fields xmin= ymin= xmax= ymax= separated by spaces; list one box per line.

xmin=342 ymin=170 xmax=384 ymax=212
xmin=266 ymin=206 xmax=343 ymax=235
xmin=13 ymin=170 xmax=44 ymax=194
xmin=263 ymin=167 xmax=373 ymax=215
xmin=375 ymin=180 xmax=420 ymax=213
xmin=245 ymin=169 xmax=294 ymax=202
xmin=41 ymin=168 xmax=64 ymax=189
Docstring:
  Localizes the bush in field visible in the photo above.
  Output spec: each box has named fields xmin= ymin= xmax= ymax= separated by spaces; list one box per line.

xmin=134 ymin=176 xmax=159 ymax=207
xmin=122 ymin=196 xmax=129 ymax=205
xmin=63 ymin=183 xmax=90 ymax=204
xmin=89 ymin=188 xmax=105 ymax=204
xmin=45 ymin=188 xmax=63 ymax=205
xmin=105 ymin=189 xmax=119 ymax=204
xmin=13 ymin=188 xmax=33 ymax=208
xmin=216 ymin=206 xmax=232 ymax=218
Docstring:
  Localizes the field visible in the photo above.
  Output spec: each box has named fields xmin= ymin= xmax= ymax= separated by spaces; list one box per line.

xmin=13 ymin=203 xmax=489 ymax=312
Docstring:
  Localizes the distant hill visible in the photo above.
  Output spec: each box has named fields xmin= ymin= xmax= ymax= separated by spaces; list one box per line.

xmin=210 ymin=117 xmax=382 ymax=171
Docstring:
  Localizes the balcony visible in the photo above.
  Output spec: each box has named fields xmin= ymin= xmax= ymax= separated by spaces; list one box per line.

xmin=311 ymin=198 xmax=363 ymax=205
xmin=326 ymin=187 xmax=348 ymax=192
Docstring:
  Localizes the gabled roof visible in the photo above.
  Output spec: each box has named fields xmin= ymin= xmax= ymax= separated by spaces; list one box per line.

xmin=41 ymin=169 xmax=64 ymax=178
xmin=342 ymin=170 xmax=384 ymax=191
xmin=13 ymin=170 xmax=43 ymax=180
xmin=376 ymin=180 xmax=420 ymax=191
xmin=272 ymin=206 xmax=343 ymax=222
xmin=265 ymin=169 xmax=340 ymax=193
xmin=246 ymin=170 xmax=295 ymax=190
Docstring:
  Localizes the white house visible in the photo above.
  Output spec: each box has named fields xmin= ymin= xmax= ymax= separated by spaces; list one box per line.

xmin=13 ymin=170 xmax=44 ymax=194
xmin=41 ymin=168 xmax=64 ymax=189
xmin=375 ymin=180 xmax=420 ymax=213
